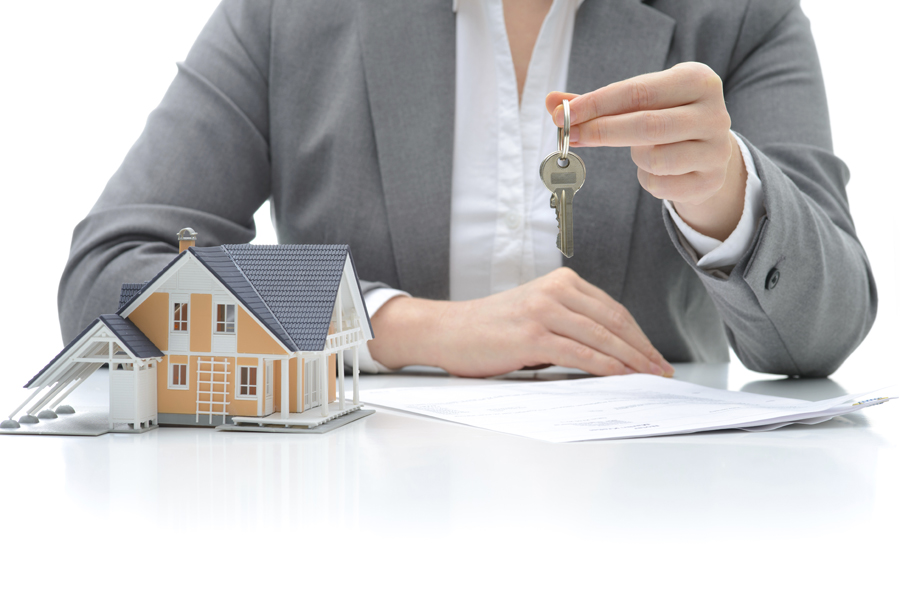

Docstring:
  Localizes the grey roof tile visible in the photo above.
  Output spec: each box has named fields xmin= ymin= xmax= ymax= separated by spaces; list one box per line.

xmin=99 ymin=315 xmax=164 ymax=359
xmin=190 ymin=244 xmax=358 ymax=352
xmin=190 ymin=246 xmax=297 ymax=351
xmin=118 ymin=283 xmax=147 ymax=311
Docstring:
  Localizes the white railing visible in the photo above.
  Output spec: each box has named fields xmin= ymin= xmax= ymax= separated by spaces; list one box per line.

xmin=324 ymin=327 xmax=363 ymax=352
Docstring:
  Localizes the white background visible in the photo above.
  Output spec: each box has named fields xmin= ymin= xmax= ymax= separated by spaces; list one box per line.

xmin=0 ymin=2 xmax=897 ymax=597
xmin=0 ymin=3 xmax=896 ymax=408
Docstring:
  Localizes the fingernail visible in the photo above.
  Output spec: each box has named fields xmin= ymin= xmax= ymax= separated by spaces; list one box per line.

xmin=553 ymin=107 xmax=564 ymax=127
xmin=569 ymin=125 xmax=580 ymax=142
xmin=659 ymin=361 xmax=675 ymax=377
xmin=650 ymin=363 xmax=665 ymax=376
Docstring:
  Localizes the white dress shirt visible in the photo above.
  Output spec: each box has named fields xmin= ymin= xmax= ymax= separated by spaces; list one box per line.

xmin=351 ymin=0 xmax=765 ymax=372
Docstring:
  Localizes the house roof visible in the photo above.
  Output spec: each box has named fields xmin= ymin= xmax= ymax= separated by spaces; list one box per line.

xmin=116 ymin=244 xmax=368 ymax=353
xmin=190 ymin=244 xmax=362 ymax=352
xmin=189 ymin=246 xmax=296 ymax=351
xmin=30 ymin=244 xmax=368 ymax=389
xmin=25 ymin=315 xmax=162 ymax=389
xmin=98 ymin=315 xmax=165 ymax=359
xmin=118 ymin=283 xmax=147 ymax=311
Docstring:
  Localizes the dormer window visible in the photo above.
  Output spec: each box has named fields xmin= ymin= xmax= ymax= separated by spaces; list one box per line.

xmin=216 ymin=303 xmax=236 ymax=334
xmin=172 ymin=302 xmax=189 ymax=332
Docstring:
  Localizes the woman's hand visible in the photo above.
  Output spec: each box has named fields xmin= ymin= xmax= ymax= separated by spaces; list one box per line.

xmin=546 ymin=62 xmax=747 ymax=241
xmin=368 ymin=267 xmax=673 ymax=378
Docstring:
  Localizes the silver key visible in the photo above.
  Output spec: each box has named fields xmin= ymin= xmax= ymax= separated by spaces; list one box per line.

xmin=539 ymin=98 xmax=586 ymax=258
xmin=540 ymin=150 xmax=585 ymax=258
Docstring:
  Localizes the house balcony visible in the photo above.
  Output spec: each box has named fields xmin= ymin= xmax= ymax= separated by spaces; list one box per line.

xmin=323 ymin=327 xmax=363 ymax=353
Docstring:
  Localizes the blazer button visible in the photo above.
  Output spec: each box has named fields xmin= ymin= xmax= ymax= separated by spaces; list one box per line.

xmin=765 ymin=268 xmax=780 ymax=290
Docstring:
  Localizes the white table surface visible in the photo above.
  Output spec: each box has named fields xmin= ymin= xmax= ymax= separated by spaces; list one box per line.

xmin=2 ymin=361 xmax=897 ymax=599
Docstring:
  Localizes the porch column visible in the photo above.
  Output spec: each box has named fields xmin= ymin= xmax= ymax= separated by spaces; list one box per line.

xmin=337 ymin=286 xmax=345 ymax=411
xmin=257 ymin=357 xmax=263 ymax=416
xmin=133 ymin=362 xmax=141 ymax=429
xmin=297 ymin=357 xmax=303 ymax=413
xmin=320 ymin=354 xmax=329 ymax=417
xmin=338 ymin=352 xmax=345 ymax=411
xmin=353 ymin=346 xmax=359 ymax=406
xmin=281 ymin=358 xmax=289 ymax=418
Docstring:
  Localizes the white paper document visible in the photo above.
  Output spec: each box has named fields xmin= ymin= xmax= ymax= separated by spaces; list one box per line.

xmin=363 ymin=375 xmax=892 ymax=442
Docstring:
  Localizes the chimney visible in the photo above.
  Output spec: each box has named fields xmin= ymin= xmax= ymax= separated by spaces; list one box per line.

xmin=177 ymin=228 xmax=198 ymax=253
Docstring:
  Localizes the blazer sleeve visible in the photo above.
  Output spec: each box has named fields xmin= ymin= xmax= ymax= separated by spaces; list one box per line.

xmin=58 ymin=0 xmax=277 ymax=343
xmin=661 ymin=1 xmax=877 ymax=377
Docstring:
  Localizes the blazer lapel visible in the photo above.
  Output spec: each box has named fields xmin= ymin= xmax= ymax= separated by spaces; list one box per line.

xmin=565 ymin=0 xmax=675 ymax=300
xmin=358 ymin=0 xmax=456 ymax=300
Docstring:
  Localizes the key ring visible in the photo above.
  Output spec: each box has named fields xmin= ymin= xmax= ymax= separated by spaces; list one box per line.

xmin=557 ymin=99 xmax=570 ymax=162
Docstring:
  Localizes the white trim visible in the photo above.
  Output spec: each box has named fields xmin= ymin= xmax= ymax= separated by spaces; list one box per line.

xmin=257 ymin=356 xmax=264 ymax=416
xmin=280 ymin=358 xmax=290 ymax=418
xmin=27 ymin=322 xmax=150 ymax=390
xmin=169 ymin=360 xmax=189 ymax=390
xmin=319 ymin=353 xmax=329 ymax=417
xmin=236 ymin=365 xmax=260 ymax=400
xmin=343 ymin=256 xmax=374 ymax=341
xmin=213 ymin=297 xmax=237 ymax=336
xmin=170 ymin=293 xmax=190 ymax=334
xmin=352 ymin=346 xmax=359 ymax=405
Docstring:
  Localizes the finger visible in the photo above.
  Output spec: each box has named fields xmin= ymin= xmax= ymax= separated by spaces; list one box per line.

xmin=631 ymin=138 xmax=730 ymax=177
xmin=561 ymin=284 xmax=672 ymax=373
xmin=543 ymin=333 xmax=634 ymax=377
xmin=561 ymin=62 xmax=720 ymax=126
xmin=545 ymin=91 xmax=580 ymax=117
xmin=570 ymin=105 xmax=721 ymax=148
xmin=549 ymin=307 xmax=667 ymax=376
xmin=636 ymin=167 xmax=726 ymax=204
xmin=542 ymin=267 xmax=671 ymax=372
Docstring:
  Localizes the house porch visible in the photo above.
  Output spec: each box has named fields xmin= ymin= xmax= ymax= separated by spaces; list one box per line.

xmin=231 ymin=402 xmax=362 ymax=428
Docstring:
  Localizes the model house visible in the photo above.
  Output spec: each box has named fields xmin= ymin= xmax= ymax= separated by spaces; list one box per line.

xmin=3 ymin=229 xmax=374 ymax=434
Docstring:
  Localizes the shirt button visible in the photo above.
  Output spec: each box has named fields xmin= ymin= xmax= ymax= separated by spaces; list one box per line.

xmin=765 ymin=268 xmax=780 ymax=290
xmin=505 ymin=212 xmax=521 ymax=229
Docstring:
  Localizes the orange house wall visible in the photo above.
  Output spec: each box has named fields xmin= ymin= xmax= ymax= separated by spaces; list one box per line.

xmin=157 ymin=355 xmax=263 ymax=417
xmin=157 ymin=355 xmax=193 ymax=414
xmin=237 ymin=307 xmax=288 ymax=356
xmin=190 ymin=294 xmax=211 ymax=353
xmin=232 ymin=356 xmax=259 ymax=417
xmin=129 ymin=292 xmax=169 ymax=351
xmin=329 ymin=354 xmax=337 ymax=401
xmin=133 ymin=291 xmax=295 ymax=419
xmin=289 ymin=357 xmax=299 ymax=413
xmin=271 ymin=358 xmax=301 ymax=413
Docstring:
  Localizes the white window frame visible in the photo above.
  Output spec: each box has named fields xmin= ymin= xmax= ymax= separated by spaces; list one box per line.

xmin=171 ymin=301 xmax=189 ymax=333
xmin=237 ymin=366 xmax=259 ymax=400
xmin=169 ymin=362 xmax=189 ymax=390
xmin=214 ymin=303 xmax=236 ymax=336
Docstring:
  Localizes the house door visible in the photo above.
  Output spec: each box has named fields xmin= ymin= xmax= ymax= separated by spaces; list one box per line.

xmin=304 ymin=358 xmax=320 ymax=412
xmin=264 ymin=360 xmax=274 ymax=415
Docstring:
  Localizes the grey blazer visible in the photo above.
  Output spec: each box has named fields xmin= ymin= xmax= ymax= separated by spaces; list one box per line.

xmin=60 ymin=0 xmax=877 ymax=376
